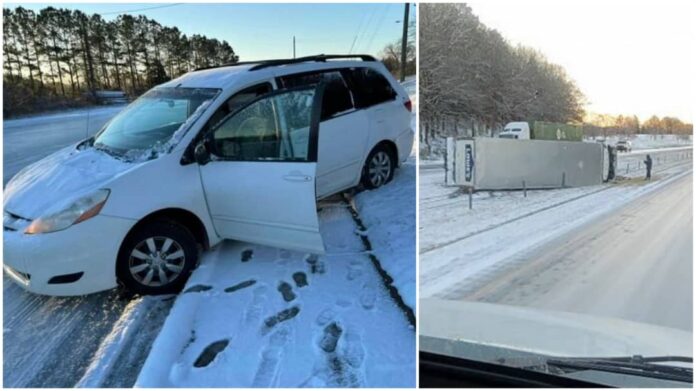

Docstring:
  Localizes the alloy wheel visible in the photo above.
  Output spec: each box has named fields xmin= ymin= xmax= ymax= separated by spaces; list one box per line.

xmin=128 ymin=236 xmax=186 ymax=287
xmin=368 ymin=151 xmax=392 ymax=187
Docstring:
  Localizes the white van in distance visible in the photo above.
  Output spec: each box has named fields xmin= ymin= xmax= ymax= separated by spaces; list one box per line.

xmin=4 ymin=54 xmax=413 ymax=296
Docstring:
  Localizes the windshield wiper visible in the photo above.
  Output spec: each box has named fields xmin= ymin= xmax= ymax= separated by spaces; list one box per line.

xmin=92 ymin=142 xmax=122 ymax=158
xmin=545 ymin=355 xmax=693 ymax=384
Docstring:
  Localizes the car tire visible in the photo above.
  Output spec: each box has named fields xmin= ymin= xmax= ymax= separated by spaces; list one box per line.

xmin=116 ymin=220 xmax=199 ymax=295
xmin=360 ymin=144 xmax=396 ymax=190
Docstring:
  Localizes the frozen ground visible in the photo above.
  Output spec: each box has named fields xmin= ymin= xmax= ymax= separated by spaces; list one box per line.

xmin=420 ymin=145 xmax=692 ymax=329
xmin=136 ymin=188 xmax=416 ymax=387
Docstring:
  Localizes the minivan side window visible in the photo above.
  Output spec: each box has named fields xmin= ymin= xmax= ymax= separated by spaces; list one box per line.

xmin=347 ymin=67 xmax=396 ymax=109
xmin=278 ymin=71 xmax=354 ymax=120
xmin=211 ymin=88 xmax=316 ymax=161
xmin=205 ymin=82 xmax=273 ymax=132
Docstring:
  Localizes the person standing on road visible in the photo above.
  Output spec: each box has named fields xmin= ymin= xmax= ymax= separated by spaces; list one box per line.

xmin=644 ymin=154 xmax=653 ymax=180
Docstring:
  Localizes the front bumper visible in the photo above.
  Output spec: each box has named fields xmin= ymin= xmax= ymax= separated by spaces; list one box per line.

xmin=3 ymin=214 xmax=135 ymax=296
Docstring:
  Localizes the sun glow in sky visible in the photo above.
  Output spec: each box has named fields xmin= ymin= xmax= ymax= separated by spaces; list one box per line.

xmin=466 ymin=0 xmax=694 ymax=122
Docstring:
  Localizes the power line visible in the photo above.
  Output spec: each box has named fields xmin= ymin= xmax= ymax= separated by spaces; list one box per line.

xmin=363 ymin=4 xmax=390 ymax=54
xmin=99 ymin=3 xmax=182 ymax=16
xmin=352 ymin=6 xmax=379 ymax=54
xmin=349 ymin=9 xmax=371 ymax=54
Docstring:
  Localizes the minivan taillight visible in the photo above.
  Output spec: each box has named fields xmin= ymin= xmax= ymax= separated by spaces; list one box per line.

xmin=404 ymin=99 xmax=412 ymax=112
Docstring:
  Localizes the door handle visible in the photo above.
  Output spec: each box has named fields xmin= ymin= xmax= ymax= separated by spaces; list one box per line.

xmin=283 ymin=174 xmax=312 ymax=182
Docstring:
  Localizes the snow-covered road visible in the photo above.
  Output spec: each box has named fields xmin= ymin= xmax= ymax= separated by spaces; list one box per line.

xmin=420 ymin=145 xmax=692 ymax=331
xmin=470 ymin=172 xmax=692 ymax=331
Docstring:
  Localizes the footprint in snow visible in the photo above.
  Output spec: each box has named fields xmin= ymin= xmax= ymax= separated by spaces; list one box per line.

xmin=252 ymin=325 xmax=291 ymax=387
xmin=264 ymin=306 xmax=301 ymax=329
xmin=306 ymin=254 xmax=326 ymax=275
xmin=244 ymin=285 xmax=269 ymax=325
xmin=225 ymin=279 xmax=256 ymax=293
xmin=184 ymin=284 xmax=213 ymax=293
xmin=359 ymin=284 xmax=376 ymax=310
xmin=193 ymin=339 xmax=229 ymax=368
xmin=316 ymin=308 xmax=337 ymax=326
xmin=241 ymin=248 xmax=254 ymax=263
xmin=313 ymin=321 xmax=366 ymax=387
xmin=319 ymin=322 xmax=343 ymax=353
xmin=292 ymin=272 xmax=308 ymax=288
xmin=347 ymin=263 xmax=363 ymax=281
xmin=341 ymin=330 xmax=366 ymax=369
xmin=277 ymin=281 xmax=296 ymax=302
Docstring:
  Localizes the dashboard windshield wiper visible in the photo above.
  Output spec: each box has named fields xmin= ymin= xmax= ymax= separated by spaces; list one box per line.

xmin=546 ymin=355 xmax=693 ymax=384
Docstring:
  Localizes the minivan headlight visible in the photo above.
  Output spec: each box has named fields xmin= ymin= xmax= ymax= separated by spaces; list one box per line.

xmin=25 ymin=189 xmax=110 ymax=234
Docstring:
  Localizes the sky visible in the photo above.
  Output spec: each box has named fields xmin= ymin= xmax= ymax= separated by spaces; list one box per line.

xmin=6 ymin=3 xmax=413 ymax=60
xmin=467 ymin=0 xmax=694 ymax=122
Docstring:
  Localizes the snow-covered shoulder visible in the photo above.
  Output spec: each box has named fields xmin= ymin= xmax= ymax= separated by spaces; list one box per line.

xmin=353 ymin=155 xmax=416 ymax=310
xmin=135 ymin=197 xmax=415 ymax=387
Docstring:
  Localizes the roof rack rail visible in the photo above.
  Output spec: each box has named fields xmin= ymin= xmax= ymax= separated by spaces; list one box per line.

xmin=249 ymin=54 xmax=377 ymax=71
xmin=194 ymin=60 xmax=261 ymax=72
xmin=194 ymin=54 xmax=376 ymax=73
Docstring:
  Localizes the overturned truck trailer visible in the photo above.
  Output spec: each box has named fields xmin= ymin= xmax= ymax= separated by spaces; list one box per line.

xmin=447 ymin=137 xmax=605 ymax=190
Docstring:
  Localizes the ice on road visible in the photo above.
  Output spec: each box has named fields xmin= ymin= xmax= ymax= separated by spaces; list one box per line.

xmin=2 ymin=282 xmax=171 ymax=387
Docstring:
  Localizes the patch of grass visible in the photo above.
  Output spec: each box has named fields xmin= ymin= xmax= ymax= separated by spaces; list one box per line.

xmin=614 ymin=175 xmax=661 ymax=186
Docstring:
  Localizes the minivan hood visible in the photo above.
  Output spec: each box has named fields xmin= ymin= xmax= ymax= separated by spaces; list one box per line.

xmin=420 ymin=299 xmax=692 ymax=359
xmin=4 ymin=145 xmax=141 ymax=220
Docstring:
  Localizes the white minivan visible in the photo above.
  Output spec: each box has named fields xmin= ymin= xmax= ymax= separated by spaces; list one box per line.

xmin=3 ymin=55 xmax=413 ymax=296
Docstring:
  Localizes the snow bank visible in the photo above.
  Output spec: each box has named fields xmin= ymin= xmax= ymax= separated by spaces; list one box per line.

xmin=353 ymin=157 xmax=416 ymax=310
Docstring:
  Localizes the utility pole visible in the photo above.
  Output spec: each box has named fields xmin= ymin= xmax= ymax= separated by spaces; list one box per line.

xmin=400 ymin=3 xmax=410 ymax=82
xmin=293 ymin=36 xmax=296 ymax=59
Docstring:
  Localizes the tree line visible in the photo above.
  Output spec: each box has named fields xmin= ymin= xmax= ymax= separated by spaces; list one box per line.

xmin=419 ymin=3 xmax=581 ymax=156
xmin=419 ymin=4 xmax=692 ymax=157
xmin=584 ymin=113 xmax=692 ymax=138
xmin=3 ymin=6 xmax=239 ymax=116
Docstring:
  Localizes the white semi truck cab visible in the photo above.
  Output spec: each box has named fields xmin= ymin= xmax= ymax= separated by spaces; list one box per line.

xmin=499 ymin=121 xmax=531 ymax=139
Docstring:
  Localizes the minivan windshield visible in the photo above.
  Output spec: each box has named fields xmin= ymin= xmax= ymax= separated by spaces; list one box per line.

xmin=94 ymin=87 xmax=220 ymax=159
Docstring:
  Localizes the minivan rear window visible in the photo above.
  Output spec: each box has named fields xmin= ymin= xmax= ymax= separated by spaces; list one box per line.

xmin=346 ymin=67 xmax=396 ymax=108
xmin=94 ymin=87 xmax=219 ymax=159
xmin=278 ymin=71 xmax=354 ymax=120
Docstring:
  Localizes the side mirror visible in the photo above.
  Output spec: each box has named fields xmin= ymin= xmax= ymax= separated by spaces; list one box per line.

xmin=194 ymin=141 xmax=211 ymax=166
